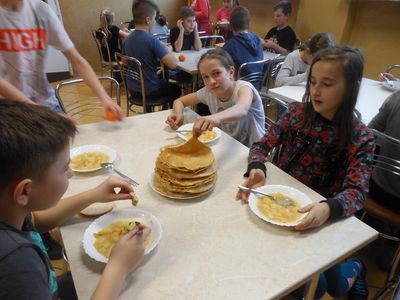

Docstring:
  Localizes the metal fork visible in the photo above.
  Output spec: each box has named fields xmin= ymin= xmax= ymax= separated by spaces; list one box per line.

xmin=100 ymin=162 xmax=139 ymax=187
xmin=238 ymin=185 xmax=294 ymax=206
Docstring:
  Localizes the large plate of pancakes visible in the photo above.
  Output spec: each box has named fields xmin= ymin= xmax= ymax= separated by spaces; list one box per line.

xmin=150 ymin=138 xmax=217 ymax=199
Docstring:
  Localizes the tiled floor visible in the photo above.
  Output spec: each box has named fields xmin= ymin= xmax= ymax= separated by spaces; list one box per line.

xmin=50 ymin=77 xmax=394 ymax=299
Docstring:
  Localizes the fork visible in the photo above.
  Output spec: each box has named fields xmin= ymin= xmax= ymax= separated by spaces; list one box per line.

xmin=100 ymin=162 xmax=139 ymax=187
xmin=237 ymin=185 xmax=294 ymax=206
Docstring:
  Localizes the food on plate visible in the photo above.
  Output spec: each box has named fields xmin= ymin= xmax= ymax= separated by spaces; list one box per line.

xmin=130 ymin=192 xmax=139 ymax=206
xmin=93 ymin=219 xmax=152 ymax=258
xmin=256 ymin=192 xmax=303 ymax=223
xmin=153 ymin=138 xmax=217 ymax=198
xmin=178 ymin=54 xmax=186 ymax=62
xmin=70 ymin=151 xmax=110 ymax=171
xmin=80 ymin=202 xmax=115 ymax=217
xmin=184 ymin=130 xmax=217 ymax=143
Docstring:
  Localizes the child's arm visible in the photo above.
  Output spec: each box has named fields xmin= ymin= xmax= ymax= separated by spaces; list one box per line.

xmin=32 ymin=177 xmax=133 ymax=233
xmin=0 ymin=77 xmax=35 ymax=104
xmin=118 ymin=29 xmax=129 ymax=39
xmin=193 ymin=85 xmax=253 ymax=135
xmin=91 ymin=226 xmax=150 ymax=300
xmin=62 ymin=47 xmax=123 ymax=121
xmin=166 ymin=93 xmax=200 ymax=129
xmin=193 ymin=21 xmax=202 ymax=51
xmin=174 ymin=20 xmax=185 ymax=52
xmin=160 ymin=52 xmax=178 ymax=70
xmin=262 ymin=39 xmax=289 ymax=55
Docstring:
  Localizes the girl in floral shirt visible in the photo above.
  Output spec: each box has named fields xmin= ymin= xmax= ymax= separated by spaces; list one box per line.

xmin=237 ymin=46 xmax=374 ymax=299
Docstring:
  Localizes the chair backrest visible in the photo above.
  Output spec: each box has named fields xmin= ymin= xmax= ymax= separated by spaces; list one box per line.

xmin=371 ymin=128 xmax=400 ymax=176
xmin=199 ymin=35 xmax=225 ymax=47
xmin=55 ymin=76 xmax=120 ymax=123
xmin=265 ymin=55 xmax=285 ymax=90
xmin=236 ymin=58 xmax=272 ymax=91
xmin=385 ymin=64 xmax=400 ymax=73
xmin=115 ymin=52 xmax=147 ymax=113
xmin=153 ymin=33 xmax=170 ymax=43
xmin=92 ymin=29 xmax=112 ymax=65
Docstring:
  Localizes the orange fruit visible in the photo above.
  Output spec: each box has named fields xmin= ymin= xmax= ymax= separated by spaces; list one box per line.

xmin=105 ymin=109 xmax=117 ymax=122
xmin=178 ymin=54 xmax=186 ymax=62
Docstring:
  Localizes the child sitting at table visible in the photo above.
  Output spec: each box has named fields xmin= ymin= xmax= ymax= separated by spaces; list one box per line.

xmin=222 ymin=6 xmax=264 ymax=81
xmin=170 ymin=6 xmax=202 ymax=52
xmin=166 ymin=48 xmax=265 ymax=147
xmin=97 ymin=8 xmax=129 ymax=62
xmin=124 ymin=0 xmax=181 ymax=108
xmin=215 ymin=0 xmax=240 ymax=40
xmin=151 ymin=12 xmax=169 ymax=36
xmin=275 ymin=32 xmax=334 ymax=87
xmin=237 ymin=46 xmax=374 ymax=299
xmin=0 ymin=100 xmax=150 ymax=300
xmin=262 ymin=0 xmax=296 ymax=55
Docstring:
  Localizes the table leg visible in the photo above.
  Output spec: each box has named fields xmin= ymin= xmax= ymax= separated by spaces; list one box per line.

xmin=304 ymin=274 xmax=319 ymax=300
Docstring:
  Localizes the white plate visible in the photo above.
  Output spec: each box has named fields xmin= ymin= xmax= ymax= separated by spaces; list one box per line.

xmin=83 ymin=207 xmax=162 ymax=263
xmin=382 ymin=80 xmax=400 ymax=91
xmin=148 ymin=172 xmax=213 ymax=200
xmin=70 ymin=144 xmax=117 ymax=172
xmin=176 ymin=123 xmax=222 ymax=144
xmin=248 ymin=184 xmax=312 ymax=227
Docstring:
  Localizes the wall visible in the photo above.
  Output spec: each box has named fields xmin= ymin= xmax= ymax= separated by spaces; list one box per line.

xmin=59 ymin=0 xmax=185 ymax=70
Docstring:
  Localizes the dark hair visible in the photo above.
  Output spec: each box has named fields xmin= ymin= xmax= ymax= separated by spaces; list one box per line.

xmin=197 ymin=48 xmax=235 ymax=72
xmin=299 ymin=32 xmax=334 ymax=54
xmin=230 ymin=6 xmax=250 ymax=32
xmin=157 ymin=14 xmax=167 ymax=26
xmin=180 ymin=6 xmax=195 ymax=19
xmin=273 ymin=0 xmax=292 ymax=15
xmin=132 ymin=0 xmax=159 ymax=24
xmin=300 ymin=46 xmax=364 ymax=149
xmin=0 ymin=100 xmax=77 ymax=191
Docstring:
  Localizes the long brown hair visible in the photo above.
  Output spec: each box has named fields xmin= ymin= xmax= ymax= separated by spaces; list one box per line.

xmin=99 ymin=9 xmax=115 ymax=45
xmin=299 ymin=46 xmax=364 ymax=149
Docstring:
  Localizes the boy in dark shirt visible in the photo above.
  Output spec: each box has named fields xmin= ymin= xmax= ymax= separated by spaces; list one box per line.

xmin=262 ymin=0 xmax=296 ymax=55
xmin=170 ymin=6 xmax=202 ymax=52
xmin=0 ymin=101 xmax=150 ymax=300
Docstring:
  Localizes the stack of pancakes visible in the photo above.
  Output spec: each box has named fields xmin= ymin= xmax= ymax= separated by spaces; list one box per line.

xmin=153 ymin=138 xmax=217 ymax=198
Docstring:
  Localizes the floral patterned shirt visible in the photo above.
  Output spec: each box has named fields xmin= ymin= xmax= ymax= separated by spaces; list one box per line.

xmin=247 ymin=103 xmax=375 ymax=219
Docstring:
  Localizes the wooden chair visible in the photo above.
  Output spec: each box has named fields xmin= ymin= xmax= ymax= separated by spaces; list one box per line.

xmin=115 ymin=53 xmax=172 ymax=115
xmin=360 ymin=129 xmax=400 ymax=299
xmin=55 ymin=76 xmax=120 ymax=123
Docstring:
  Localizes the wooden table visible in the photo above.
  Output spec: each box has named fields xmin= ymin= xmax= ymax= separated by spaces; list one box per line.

xmin=267 ymin=78 xmax=392 ymax=124
xmin=61 ymin=109 xmax=377 ymax=300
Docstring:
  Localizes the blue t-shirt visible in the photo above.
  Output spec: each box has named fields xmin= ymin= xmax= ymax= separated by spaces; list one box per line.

xmin=123 ymin=29 xmax=168 ymax=94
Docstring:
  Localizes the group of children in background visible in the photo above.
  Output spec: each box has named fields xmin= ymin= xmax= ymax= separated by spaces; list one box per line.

xmin=1 ymin=0 xmax=399 ymax=300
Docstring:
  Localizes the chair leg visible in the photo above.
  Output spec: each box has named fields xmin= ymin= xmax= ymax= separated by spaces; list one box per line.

xmin=388 ymin=244 xmax=400 ymax=282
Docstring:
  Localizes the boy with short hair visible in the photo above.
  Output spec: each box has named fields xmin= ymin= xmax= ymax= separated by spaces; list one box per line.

xmin=0 ymin=100 xmax=150 ymax=300
xmin=222 ymin=6 xmax=263 ymax=80
xmin=262 ymin=0 xmax=296 ymax=55
xmin=170 ymin=6 xmax=202 ymax=52
xmin=124 ymin=0 xmax=181 ymax=107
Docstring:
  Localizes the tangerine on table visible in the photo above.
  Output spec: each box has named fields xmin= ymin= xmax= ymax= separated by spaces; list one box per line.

xmin=178 ymin=54 xmax=186 ymax=62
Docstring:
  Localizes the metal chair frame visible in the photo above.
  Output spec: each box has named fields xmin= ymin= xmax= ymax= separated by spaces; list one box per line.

xmin=55 ymin=76 xmax=120 ymax=121
xmin=91 ymin=29 xmax=119 ymax=79
xmin=360 ymin=128 xmax=400 ymax=300
xmin=115 ymin=52 xmax=170 ymax=115
xmin=236 ymin=58 xmax=273 ymax=91
xmin=199 ymin=35 xmax=225 ymax=47
xmin=385 ymin=64 xmax=400 ymax=74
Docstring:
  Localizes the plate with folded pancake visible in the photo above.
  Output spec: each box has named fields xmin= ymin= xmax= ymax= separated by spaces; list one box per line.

xmin=83 ymin=207 xmax=162 ymax=263
xmin=150 ymin=138 xmax=217 ymax=199
xmin=177 ymin=123 xmax=221 ymax=144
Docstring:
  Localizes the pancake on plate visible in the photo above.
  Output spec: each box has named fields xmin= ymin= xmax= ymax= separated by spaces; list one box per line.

xmin=153 ymin=138 xmax=217 ymax=198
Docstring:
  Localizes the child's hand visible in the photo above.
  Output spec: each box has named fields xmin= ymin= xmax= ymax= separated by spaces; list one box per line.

xmin=263 ymin=39 xmax=276 ymax=49
xmin=177 ymin=19 xmax=184 ymax=31
xmin=107 ymin=225 xmax=151 ymax=275
xmin=379 ymin=72 xmax=395 ymax=81
xmin=89 ymin=176 xmax=134 ymax=203
xmin=103 ymin=99 xmax=123 ymax=121
xmin=192 ymin=116 xmax=220 ymax=138
xmin=292 ymin=202 xmax=330 ymax=231
xmin=165 ymin=113 xmax=183 ymax=130
xmin=236 ymin=169 xmax=266 ymax=204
